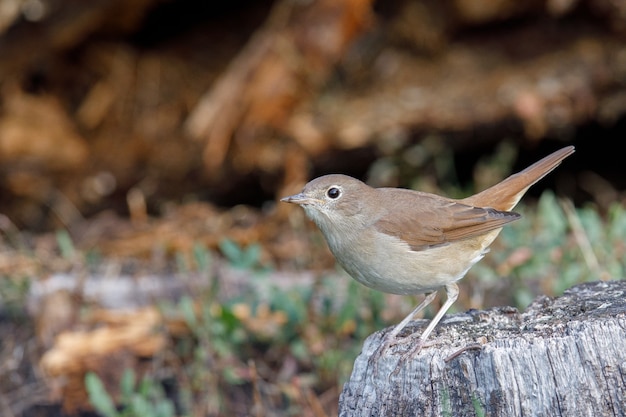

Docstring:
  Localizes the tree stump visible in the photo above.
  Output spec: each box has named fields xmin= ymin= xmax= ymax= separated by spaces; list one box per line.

xmin=339 ymin=281 xmax=626 ymax=417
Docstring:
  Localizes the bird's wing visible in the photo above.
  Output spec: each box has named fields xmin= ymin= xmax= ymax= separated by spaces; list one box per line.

xmin=374 ymin=189 xmax=520 ymax=251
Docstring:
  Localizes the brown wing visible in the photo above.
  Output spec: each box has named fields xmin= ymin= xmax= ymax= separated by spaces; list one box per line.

xmin=374 ymin=189 xmax=520 ymax=251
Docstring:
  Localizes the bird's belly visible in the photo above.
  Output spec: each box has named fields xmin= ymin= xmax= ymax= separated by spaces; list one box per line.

xmin=331 ymin=233 xmax=494 ymax=295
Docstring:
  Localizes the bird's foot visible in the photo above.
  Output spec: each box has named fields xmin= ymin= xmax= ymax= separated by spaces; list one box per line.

xmin=391 ymin=334 xmax=436 ymax=376
xmin=367 ymin=330 xmax=435 ymax=378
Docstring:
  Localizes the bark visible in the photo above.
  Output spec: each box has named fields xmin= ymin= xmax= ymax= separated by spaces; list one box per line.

xmin=339 ymin=280 xmax=626 ymax=417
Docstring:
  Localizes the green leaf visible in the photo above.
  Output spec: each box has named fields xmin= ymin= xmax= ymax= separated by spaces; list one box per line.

xmin=472 ymin=392 xmax=486 ymax=417
xmin=180 ymin=296 xmax=198 ymax=330
xmin=290 ymin=339 xmax=310 ymax=361
xmin=537 ymin=191 xmax=567 ymax=241
xmin=130 ymin=394 xmax=153 ymax=416
xmin=154 ymin=400 xmax=175 ymax=417
xmin=217 ymin=304 xmax=241 ymax=333
xmin=120 ymin=368 xmax=136 ymax=402
xmin=219 ymin=239 xmax=243 ymax=266
xmin=193 ymin=242 xmax=212 ymax=272
xmin=85 ymin=372 xmax=119 ymax=417
xmin=241 ymin=243 xmax=261 ymax=268
xmin=578 ymin=207 xmax=603 ymax=243
xmin=175 ymin=251 xmax=189 ymax=273
xmin=56 ymin=229 xmax=75 ymax=259
xmin=608 ymin=204 xmax=626 ymax=240
xmin=223 ymin=365 xmax=245 ymax=385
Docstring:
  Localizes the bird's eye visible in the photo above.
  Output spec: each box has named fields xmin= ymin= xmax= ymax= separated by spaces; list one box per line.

xmin=326 ymin=187 xmax=341 ymax=199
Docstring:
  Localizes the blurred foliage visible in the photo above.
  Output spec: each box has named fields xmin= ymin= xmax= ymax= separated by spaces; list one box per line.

xmin=149 ymin=241 xmax=388 ymax=415
xmin=1 ymin=191 xmax=625 ymax=415
xmin=469 ymin=192 xmax=625 ymax=309
xmin=83 ymin=200 xmax=624 ymax=415
xmin=0 ymin=273 xmax=29 ymax=317
xmin=218 ymin=239 xmax=266 ymax=271
xmin=86 ymin=370 xmax=175 ymax=417
xmin=0 ymin=0 xmax=624 ymax=414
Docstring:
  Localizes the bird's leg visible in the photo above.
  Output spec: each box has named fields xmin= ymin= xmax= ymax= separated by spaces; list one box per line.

xmin=396 ymin=283 xmax=460 ymax=366
xmin=367 ymin=291 xmax=438 ymax=371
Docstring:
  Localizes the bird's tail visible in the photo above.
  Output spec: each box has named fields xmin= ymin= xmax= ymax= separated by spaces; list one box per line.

xmin=461 ymin=146 xmax=575 ymax=211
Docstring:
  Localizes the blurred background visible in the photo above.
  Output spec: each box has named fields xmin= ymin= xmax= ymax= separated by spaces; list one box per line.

xmin=0 ymin=0 xmax=625 ymax=416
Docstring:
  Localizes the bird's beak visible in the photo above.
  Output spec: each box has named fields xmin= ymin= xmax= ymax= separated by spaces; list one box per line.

xmin=280 ymin=193 xmax=317 ymax=205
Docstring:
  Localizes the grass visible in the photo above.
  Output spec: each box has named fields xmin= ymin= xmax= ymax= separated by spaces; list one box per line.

xmin=86 ymin=369 xmax=175 ymax=417
xmin=468 ymin=192 xmax=625 ymax=309
xmin=0 ymin=191 xmax=624 ymax=416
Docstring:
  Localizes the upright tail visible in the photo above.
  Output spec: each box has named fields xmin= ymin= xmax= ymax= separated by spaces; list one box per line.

xmin=461 ymin=146 xmax=575 ymax=211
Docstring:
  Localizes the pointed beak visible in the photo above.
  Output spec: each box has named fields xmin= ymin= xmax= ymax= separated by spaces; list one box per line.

xmin=280 ymin=193 xmax=317 ymax=205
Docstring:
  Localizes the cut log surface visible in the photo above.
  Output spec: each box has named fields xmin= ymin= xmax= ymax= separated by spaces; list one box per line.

xmin=339 ymin=280 xmax=626 ymax=417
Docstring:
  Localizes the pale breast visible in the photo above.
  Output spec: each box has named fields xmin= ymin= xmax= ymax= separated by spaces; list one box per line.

xmin=329 ymin=228 xmax=502 ymax=295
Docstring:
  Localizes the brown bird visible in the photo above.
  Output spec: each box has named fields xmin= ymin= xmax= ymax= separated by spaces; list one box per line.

xmin=281 ymin=146 xmax=575 ymax=358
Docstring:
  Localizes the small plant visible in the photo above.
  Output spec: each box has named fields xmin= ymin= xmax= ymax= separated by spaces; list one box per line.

xmin=468 ymin=191 xmax=626 ymax=309
xmin=56 ymin=229 xmax=76 ymax=260
xmin=440 ymin=387 xmax=452 ymax=417
xmin=85 ymin=369 xmax=175 ymax=417
xmin=471 ymin=393 xmax=486 ymax=417
xmin=0 ymin=275 xmax=30 ymax=317
xmin=218 ymin=238 xmax=265 ymax=270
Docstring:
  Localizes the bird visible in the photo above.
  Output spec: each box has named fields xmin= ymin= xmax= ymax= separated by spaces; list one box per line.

xmin=281 ymin=146 xmax=575 ymax=360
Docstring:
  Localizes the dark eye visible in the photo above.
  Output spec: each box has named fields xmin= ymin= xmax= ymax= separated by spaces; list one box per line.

xmin=327 ymin=187 xmax=341 ymax=199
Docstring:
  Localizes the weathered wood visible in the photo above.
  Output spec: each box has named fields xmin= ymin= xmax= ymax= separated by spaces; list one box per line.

xmin=339 ymin=280 xmax=626 ymax=417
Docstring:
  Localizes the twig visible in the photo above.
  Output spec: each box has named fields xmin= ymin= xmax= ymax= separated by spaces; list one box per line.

xmin=559 ymin=198 xmax=606 ymax=280
xmin=444 ymin=342 xmax=483 ymax=362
